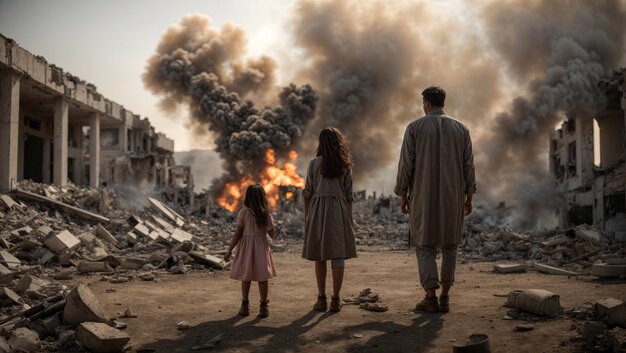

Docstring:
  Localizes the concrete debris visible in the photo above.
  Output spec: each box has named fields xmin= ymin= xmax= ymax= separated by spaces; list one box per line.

xmin=533 ymin=263 xmax=578 ymax=276
xmin=8 ymin=327 xmax=41 ymax=353
xmin=96 ymin=224 xmax=119 ymax=247
xmin=177 ymin=321 xmax=190 ymax=330
xmin=595 ymin=298 xmax=626 ymax=328
xmin=505 ymin=289 xmax=562 ymax=317
xmin=514 ymin=323 xmax=534 ymax=332
xmin=0 ymin=250 xmax=20 ymax=269
xmin=15 ymin=275 xmax=50 ymax=294
xmin=493 ymin=263 xmax=528 ymax=273
xmin=591 ymin=263 xmax=626 ymax=277
xmin=77 ymin=322 xmax=130 ymax=353
xmin=44 ymin=230 xmax=81 ymax=254
xmin=78 ymin=261 xmax=114 ymax=273
xmin=359 ymin=302 xmax=389 ymax=312
xmin=63 ymin=284 xmax=109 ymax=326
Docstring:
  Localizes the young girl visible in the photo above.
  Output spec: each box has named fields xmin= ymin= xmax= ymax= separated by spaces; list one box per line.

xmin=302 ymin=127 xmax=357 ymax=312
xmin=224 ymin=184 xmax=277 ymax=318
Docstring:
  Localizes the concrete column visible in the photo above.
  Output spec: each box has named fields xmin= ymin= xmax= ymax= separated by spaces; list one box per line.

xmin=89 ymin=113 xmax=100 ymax=188
xmin=0 ymin=71 xmax=20 ymax=191
xmin=53 ymin=97 xmax=68 ymax=186
xmin=119 ymin=126 xmax=128 ymax=152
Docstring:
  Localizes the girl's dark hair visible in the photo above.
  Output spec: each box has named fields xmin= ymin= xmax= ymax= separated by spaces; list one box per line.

xmin=316 ymin=127 xmax=353 ymax=178
xmin=244 ymin=184 xmax=271 ymax=228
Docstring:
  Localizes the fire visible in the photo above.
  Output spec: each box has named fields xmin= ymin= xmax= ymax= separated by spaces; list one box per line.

xmin=215 ymin=149 xmax=305 ymax=212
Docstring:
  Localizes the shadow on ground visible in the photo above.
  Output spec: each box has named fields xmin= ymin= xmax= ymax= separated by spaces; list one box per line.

xmin=133 ymin=309 xmax=444 ymax=353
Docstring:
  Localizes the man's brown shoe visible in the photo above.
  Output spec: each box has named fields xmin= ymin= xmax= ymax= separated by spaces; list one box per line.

xmin=439 ymin=295 xmax=449 ymax=313
xmin=313 ymin=295 xmax=328 ymax=312
xmin=329 ymin=296 xmax=342 ymax=312
xmin=415 ymin=296 xmax=439 ymax=313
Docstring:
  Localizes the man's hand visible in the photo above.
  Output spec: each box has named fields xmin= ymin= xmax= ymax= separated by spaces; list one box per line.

xmin=464 ymin=199 xmax=473 ymax=215
xmin=401 ymin=196 xmax=410 ymax=214
xmin=224 ymin=250 xmax=232 ymax=262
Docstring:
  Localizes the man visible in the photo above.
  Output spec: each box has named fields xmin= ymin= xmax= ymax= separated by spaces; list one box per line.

xmin=394 ymin=86 xmax=476 ymax=313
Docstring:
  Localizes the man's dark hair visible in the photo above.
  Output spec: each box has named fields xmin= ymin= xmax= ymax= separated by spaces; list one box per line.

xmin=422 ymin=86 xmax=446 ymax=107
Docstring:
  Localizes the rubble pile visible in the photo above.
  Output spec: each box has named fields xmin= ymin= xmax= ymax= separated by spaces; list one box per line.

xmin=343 ymin=288 xmax=389 ymax=312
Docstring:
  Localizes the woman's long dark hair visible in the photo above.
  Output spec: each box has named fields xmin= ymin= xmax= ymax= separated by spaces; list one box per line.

xmin=316 ymin=127 xmax=353 ymax=178
xmin=244 ymin=184 xmax=271 ymax=228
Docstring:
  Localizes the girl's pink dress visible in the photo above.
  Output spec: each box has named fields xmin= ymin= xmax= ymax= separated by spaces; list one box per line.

xmin=229 ymin=208 xmax=277 ymax=282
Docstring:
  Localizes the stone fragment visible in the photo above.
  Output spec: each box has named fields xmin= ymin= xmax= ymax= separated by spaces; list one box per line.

xmin=0 ymin=194 xmax=18 ymax=209
xmin=78 ymin=231 xmax=97 ymax=245
xmin=96 ymin=255 xmax=121 ymax=268
xmin=170 ymin=228 xmax=194 ymax=243
xmin=595 ymin=298 xmax=626 ymax=328
xmin=606 ymin=257 xmax=626 ymax=265
xmin=96 ymin=224 xmax=118 ymax=246
xmin=514 ymin=324 xmax=534 ymax=332
xmin=534 ymin=263 xmax=578 ymax=276
xmin=0 ymin=287 xmax=23 ymax=306
xmin=0 ymin=263 xmax=11 ymax=274
xmin=11 ymin=225 xmax=33 ymax=236
xmin=139 ymin=273 xmax=156 ymax=281
xmin=188 ymin=252 xmax=224 ymax=269
xmin=359 ymin=302 xmax=388 ymax=312
xmin=177 ymin=321 xmax=190 ymax=330
xmin=44 ymin=230 xmax=81 ymax=254
xmin=63 ymin=284 xmax=109 ymax=325
xmin=78 ymin=261 xmax=113 ymax=273
xmin=42 ymin=315 xmax=63 ymax=335
xmin=8 ymin=327 xmax=41 ymax=353
xmin=37 ymin=225 xmax=54 ymax=236
xmin=120 ymin=257 xmax=148 ymax=270
xmin=0 ymin=249 xmax=21 ymax=269
xmin=494 ymin=263 xmax=528 ymax=273
xmin=77 ymin=322 xmax=130 ymax=353
xmin=592 ymin=263 xmax=626 ymax=277
xmin=133 ymin=223 xmax=150 ymax=237
xmin=0 ymin=336 xmax=9 ymax=353
xmin=15 ymin=275 xmax=50 ymax=294
xmin=123 ymin=307 xmax=136 ymax=318
xmin=573 ymin=226 xmax=603 ymax=245
xmin=506 ymin=289 xmax=561 ymax=317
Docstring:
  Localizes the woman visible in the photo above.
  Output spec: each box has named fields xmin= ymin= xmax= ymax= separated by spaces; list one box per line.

xmin=302 ymin=127 xmax=357 ymax=312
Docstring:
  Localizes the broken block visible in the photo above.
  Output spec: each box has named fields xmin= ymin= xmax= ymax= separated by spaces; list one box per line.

xmin=494 ymin=263 xmax=528 ymax=273
xmin=0 ymin=287 xmax=23 ymax=306
xmin=534 ymin=263 xmax=578 ymax=276
xmin=44 ymin=230 xmax=81 ymax=254
xmin=63 ymin=284 xmax=109 ymax=326
xmin=506 ymin=289 xmax=562 ymax=317
xmin=37 ymin=225 xmax=54 ymax=236
xmin=77 ymin=322 xmax=130 ymax=353
xmin=8 ymin=327 xmax=41 ymax=353
xmin=133 ymin=223 xmax=150 ymax=237
xmin=78 ymin=231 xmax=98 ymax=246
xmin=606 ymin=257 xmax=626 ymax=265
xmin=0 ymin=194 xmax=17 ymax=209
xmin=170 ymin=228 xmax=193 ymax=243
xmin=96 ymin=224 xmax=118 ymax=246
xmin=120 ymin=257 xmax=148 ymax=270
xmin=0 ymin=263 xmax=11 ymax=275
xmin=11 ymin=225 xmax=33 ymax=236
xmin=0 ymin=249 xmax=21 ymax=269
xmin=595 ymin=298 xmax=626 ymax=328
xmin=77 ymin=261 xmax=113 ymax=273
xmin=591 ymin=263 xmax=626 ymax=277
xmin=189 ymin=252 xmax=224 ymax=269
xmin=15 ymin=275 xmax=50 ymax=294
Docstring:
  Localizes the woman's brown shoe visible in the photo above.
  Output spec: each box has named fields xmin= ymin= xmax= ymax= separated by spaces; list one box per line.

xmin=313 ymin=295 xmax=328 ymax=311
xmin=329 ymin=297 xmax=342 ymax=312
xmin=258 ymin=300 xmax=269 ymax=318
xmin=415 ymin=296 xmax=439 ymax=313
xmin=239 ymin=299 xmax=250 ymax=316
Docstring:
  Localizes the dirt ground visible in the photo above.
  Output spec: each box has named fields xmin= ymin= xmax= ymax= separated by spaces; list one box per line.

xmin=79 ymin=250 xmax=626 ymax=353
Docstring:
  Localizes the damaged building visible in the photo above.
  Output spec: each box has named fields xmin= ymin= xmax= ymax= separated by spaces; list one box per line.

xmin=550 ymin=69 xmax=626 ymax=240
xmin=0 ymin=34 xmax=192 ymax=206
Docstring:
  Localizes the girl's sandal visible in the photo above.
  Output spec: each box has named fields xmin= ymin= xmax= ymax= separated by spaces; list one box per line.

xmin=329 ymin=296 xmax=342 ymax=312
xmin=239 ymin=299 xmax=250 ymax=316
xmin=258 ymin=300 xmax=269 ymax=318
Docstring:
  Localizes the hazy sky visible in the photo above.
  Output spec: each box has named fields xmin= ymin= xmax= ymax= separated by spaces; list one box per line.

xmin=0 ymin=0 xmax=293 ymax=151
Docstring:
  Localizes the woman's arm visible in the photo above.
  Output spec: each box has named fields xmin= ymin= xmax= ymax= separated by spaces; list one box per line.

xmin=304 ymin=196 xmax=311 ymax=219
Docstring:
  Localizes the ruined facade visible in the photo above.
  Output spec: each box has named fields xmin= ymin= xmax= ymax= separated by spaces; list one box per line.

xmin=0 ymin=34 xmax=192 ymax=199
xmin=550 ymin=70 xmax=626 ymax=240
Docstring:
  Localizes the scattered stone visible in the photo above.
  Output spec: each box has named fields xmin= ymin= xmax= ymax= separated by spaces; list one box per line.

xmin=595 ymin=298 xmax=626 ymax=328
xmin=54 ymin=268 xmax=75 ymax=280
xmin=96 ymin=224 xmax=118 ymax=247
xmin=359 ymin=302 xmax=389 ymax=312
xmin=108 ymin=276 xmax=130 ymax=284
xmin=177 ymin=321 xmax=190 ymax=330
xmin=77 ymin=322 xmax=130 ymax=353
xmin=534 ymin=263 xmax=578 ymax=276
xmin=353 ymin=333 xmax=363 ymax=338
xmin=78 ymin=261 xmax=114 ymax=273
xmin=0 ymin=249 xmax=21 ymax=269
xmin=514 ymin=324 xmax=535 ymax=332
xmin=591 ymin=263 xmax=626 ymax=277
xmin=8 ymin=327 xmax=41 ymax=353
xmin=1 ymin=287 xmax=23 ymax=306
xmin=494 ymin=263 xmax=528 ymax=273
xmin=43 ymin=230 xmax=81 ymax=254
xmin=123 ymin=307 xmax=137 ymax=318
xmin=15 ymin=275 xmax=50 ymax=294
xmin=63 ymin=284 xmax=109 ymax=326
xmin=506 ymin=289 xmax=562 ymax=317
xmin=139 ymin=273 xmax=156 ymax=281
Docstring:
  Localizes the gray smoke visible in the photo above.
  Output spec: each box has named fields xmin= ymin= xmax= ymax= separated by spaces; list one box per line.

xmin=143 ymin=14 xmax=317 ymax=198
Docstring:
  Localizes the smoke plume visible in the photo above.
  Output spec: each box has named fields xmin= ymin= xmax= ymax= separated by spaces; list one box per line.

xmin=143 ymin=15 xmax=318 ymax=197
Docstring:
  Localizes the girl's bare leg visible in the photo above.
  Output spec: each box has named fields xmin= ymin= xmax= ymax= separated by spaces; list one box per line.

xmin=315 ymin=261 xmax=327 ymax=296
xmin=332 ymin=267 xmax=344 ymax=298
xmin=258 ymin=281 xmax=268 ymax=302
xmin=242 ymin=281 xmax=251 ymax=301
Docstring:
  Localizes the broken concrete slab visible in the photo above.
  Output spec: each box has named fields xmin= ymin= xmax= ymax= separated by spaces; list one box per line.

xmin=133 ymin=223 xmax=150 ymax=237
xmin=37 ymin=225 xmax=54 ymax=236
xmin=189 ymin=252 xmax=224 ymax=269
xmin=0 ymin=194 xmax=18 ymax=209
xmin=0 ymin=249 xmax=21 ymax=269
xmin=571 ymin=225 xmax=603 ymax=245
xmin=10 ymin=225 xmax=33 ymax=236
xmin=77 ymin=322 xmax=130 ymax=353
xmin=77 ymin=261 xmax=113 ymax=273
xmin=119 ymin=258 xmax=148 ymax=270
xmin=606 ymin=257 xmax=626 ymax=265
xmin=8 ymin=327 xmax=41 ymax=353
xmin=0 ymin=287 xmax=23 ymax=306
xmin=96 ymin=224 xmax=118 ymax=247
xmin=591 ymin=263 xmax=626 ymax=277
xmin=44 ymin=230 xmax=81 ymax=254
xmin=170 ymin=228 xmax=193 ymax=243
xmin=78 ymin=231 xmax=97 ymax=245
xmin=95 ymin=255 xmax=121 ymax=268
xmin=15 ymin=275 xmax=51 ymax=294
xmin=494 ymin=263 xmax=528 ymax=273
xmin=12 ymin=189 xmax=110 ymax=223
xmin=595 ymin=298 xmax=626 ymax=328
xmin=0 ymin=263 xmax=10 ymax=275
xmin=534 ymin=263 xmax=578 ymax=276
xmin=148 ymin=197 xmax=185 ymax=227
xmin=506 ymin=289 xmax=562 ymax=317
xmin=63 ymin=284 xmax=109 ymax=326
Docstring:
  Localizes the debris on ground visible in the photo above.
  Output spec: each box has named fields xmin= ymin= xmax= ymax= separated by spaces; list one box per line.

xmin=344 ymin=288 xmax=389 ymax=312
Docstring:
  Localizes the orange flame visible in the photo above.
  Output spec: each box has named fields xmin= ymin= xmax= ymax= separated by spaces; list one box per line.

xmin=216 ymin=149 xmax=304 ymax=212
